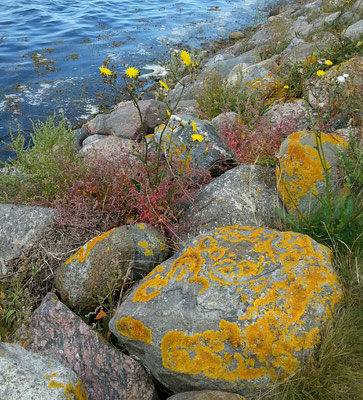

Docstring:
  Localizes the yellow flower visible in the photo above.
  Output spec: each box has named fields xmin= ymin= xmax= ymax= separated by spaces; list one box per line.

xmin=284 ymin=85 xmax=289 ymax=89
xmin=166 ymin=109 xmax=171 ymax=117
xmin=317 ymin=70 xmax=326 ymax=77
xmin=125 ymin=67 xmax=139 ymax=79
xmin=325 ymin=60 xmax=333 ymax=66
xmin=99 ymin=67 xmax=113 ymax=76
xmin=180 ymin=50 xmax=191 ymax=66
xmin=191 ymin=120 xmax=197 ymax=132
xmin=356 ymin=41 xmax=362 ymax=47
xmin=159 ymin=80 xmax=169 ymax=91
xmin=191 ymin=133 xmax=203 ymax=142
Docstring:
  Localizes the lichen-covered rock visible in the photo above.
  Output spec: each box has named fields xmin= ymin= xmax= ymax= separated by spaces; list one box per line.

xmin=179 ymin=165 xmax=279 ymax=243
xmin=0 ymin=204 xmax=57 ymax=263
xmin=168 ymin=390 xmax=246 ymax=400
xmin=14 ymin=293 xmax=156 ymax=400
xmin=85 ymin=100 xmax=167 ymax=139
xmin=109 ymin=225 xmax=342 ymax=396
xmin=0 ymin=342 xmax=87 ymax=400
xmin=276 ymin=131 xmax=348 ymax=215
xmin=228 ymin=59 xmax=277 ymax=87
xmin=280 ymin=39 xmax=315 ymax=63
xmin=153 ymin=116 xmax=235 ymax=174
xmin=55 ymin=224 xmax=168 ymax=310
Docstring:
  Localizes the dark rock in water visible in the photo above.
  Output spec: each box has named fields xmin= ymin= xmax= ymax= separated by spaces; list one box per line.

xmin=15 ymin=293 xmax=157 ymax=400
xmin=229 ymin=31 xmax=245 ymax=40
xmin=74 ymin=126 xmax=89 ymax=151
xmin=85 ymin=99 xmax=167 ymax=139
xmin=0 ymin=204 xmax=57 ymax=264
xmin=0 ymin=341 xmax=87 ymax=400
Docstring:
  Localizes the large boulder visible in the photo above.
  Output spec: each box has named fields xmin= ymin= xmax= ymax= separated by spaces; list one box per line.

xmin=153 ymin=116 xmax=235 ymax=174
xmin=109 ymin=225 xmax=342 ymax=396
xmin=79 ymin=136 xmax=134 ymax=161
xmin=85 ymin=100 xmax=167 ymax=139
xmin=280 ymin=39 xmax=315 ymax=63
xmin=0 ymin=342 xmax=87 ymax=400
xmin=276 ymin=131 xmax=348 ymax=215
xmin=15 ymin=293 xmax=156 ymax=400
xmin=179 ymin=165 xmax=279 ymax=243
xmin=0 ymin=204 xmax=57 ymax=263
xmin=228 ymin=59 xmax=277 ymax=87
xmin=55 ymin=224 xmax=168 ymax=311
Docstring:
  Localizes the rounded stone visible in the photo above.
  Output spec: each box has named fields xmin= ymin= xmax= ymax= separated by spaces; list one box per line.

xmin=109 ymin=225 xmax=342 ymax=396
xmin=276 ymin=131 xmax=348 ymax=215
xmin=55 ymin=224 xmax=168 ymax=311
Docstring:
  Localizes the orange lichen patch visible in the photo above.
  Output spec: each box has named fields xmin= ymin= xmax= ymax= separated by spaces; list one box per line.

xmin=276 ymin=131 xmax=347 ymax=213
xmin=65 ymin=228 xmax=116 ymax=264
xmin=133 ymin=244 xmax=210 ymax=302
xmin=48 ymin=380 xmax=88 ymax=400
xmin=44 ymin=372 xmax=58 ymax=379
xmin=138 ymin=240 xmax=155 ymax=256
xmin=116 ymin=316 xmax=152 ymax=345
xmin=161 ymin=320 xmax=268 ymax=381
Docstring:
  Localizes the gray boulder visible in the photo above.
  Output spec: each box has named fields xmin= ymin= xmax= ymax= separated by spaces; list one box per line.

xmin=0 ymin=342 xmax=87 ymax=400
xmin=0 ymin=204 xmax=57 ymax=263
xmin=280 ymin=39 xmax=315 ymax=63
xmin=85 ymin=99 xmax=167 ymax=139
xmin=261 ymin=100 xmax=312 ymax=134
xmin=179 ymin=165 xmax=279 ymax=243
xmin=211 ymin=112 xmax=239 ymax=135
xmin=81 ymin=134 xmax=107 ymax=147
xmin=80 ymin=136 xmax=134 ymax=161
xmin=202 ymin=53 xmax=258 ymax=79
xmin=342 ymin=19 xmax=363 ymax=41
xmin=55 ymin=224 xmax=168 ymax=311
xmin=153 ymin=116 xmax=235 ymax=174
xmin=290 ymin=16 xmax=312 ymax=38
xmin=109 ymin=225 xmax=342 ymax=396
xmin=15 ymin=293 xmax=157 ymax=400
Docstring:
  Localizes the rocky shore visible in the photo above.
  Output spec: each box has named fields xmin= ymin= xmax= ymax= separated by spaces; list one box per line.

xmin=0 ymin=0 xmax=362 ymax=399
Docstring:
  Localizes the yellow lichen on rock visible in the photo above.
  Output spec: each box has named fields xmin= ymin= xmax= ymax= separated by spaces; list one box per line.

xmin=48 ymin=379 xmax=88 ymax=400
xmin=138 ymin=240 xmax=155 ymax=256
xmin=276 ymin=131 xmax=348 ymax=213
xmin=65 ymin=228 xmax=116 ymax=264
xmin=116 ymin=316 xmax=152 ymax=345
xmin=161 ymin=319 xmax=268 ymax=381
xmin=142 ymin=226 xmax=343 ymax=381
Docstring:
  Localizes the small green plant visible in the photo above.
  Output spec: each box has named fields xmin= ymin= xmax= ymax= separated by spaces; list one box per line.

xmin=0 ymin=115 xmax=79 ymax=203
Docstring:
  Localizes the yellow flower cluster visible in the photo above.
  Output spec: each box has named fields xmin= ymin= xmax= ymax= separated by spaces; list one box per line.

xmin=99 ymin=67 xmax=113 ymax=76
xmin=125 ymin=67 xmax=140 ymax=79
xmin=181 ymin=50 xmax=191 ymax=66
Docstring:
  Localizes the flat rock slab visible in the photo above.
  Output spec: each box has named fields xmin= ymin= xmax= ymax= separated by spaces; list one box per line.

xmin=168 ymin=390 xmax=245 ymax=400
xmin=0 ymin=204 xmax=57 ymax=263
xmin=110 ymin=226 xmax=342 ymax=396
xmin=342 ymin=19 xmax=363 ymax=41
xmin=15 ymin=293 xmax=157 ymax=400
xmin=179 ymin=165 xmax=279 ymax=243
xmin=0 ymin=342 xmax=87 ymax=400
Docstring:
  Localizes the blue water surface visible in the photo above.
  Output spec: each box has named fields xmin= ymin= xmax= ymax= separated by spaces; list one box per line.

xmin=0 ymin=0 xmax=271 ymax=161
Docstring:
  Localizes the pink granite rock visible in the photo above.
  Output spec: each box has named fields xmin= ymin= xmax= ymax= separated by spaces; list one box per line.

xmin=15 ymin=293 xmax=157 ymax=400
